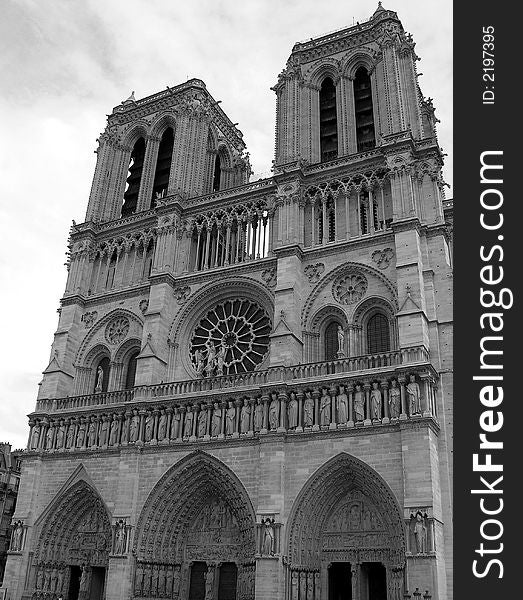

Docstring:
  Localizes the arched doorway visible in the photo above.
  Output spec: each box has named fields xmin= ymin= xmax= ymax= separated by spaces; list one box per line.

xmin=134 ymin=452 xmax=256 ymax=600
xmin=285 ymin=453 xmax=406 ymax=600
xmin=32 ymin=480 xmax=111 ymax=600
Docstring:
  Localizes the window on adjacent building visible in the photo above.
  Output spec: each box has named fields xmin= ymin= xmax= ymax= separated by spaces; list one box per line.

xmin=121 ymin=137 xmax=146 ymax=217
xmin=320 ymin=77 xmax=338 ymax=162
xmin=354 ymin=67 xmax=376 ymax=152
xmin=367 ymin=313 xmax=390 ymax=354
xmin=151 ymin=127 xmax=174 ymax=207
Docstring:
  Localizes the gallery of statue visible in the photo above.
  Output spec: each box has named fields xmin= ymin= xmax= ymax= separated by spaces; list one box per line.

xmin=2 ymin=5 xmax=453 ymax=600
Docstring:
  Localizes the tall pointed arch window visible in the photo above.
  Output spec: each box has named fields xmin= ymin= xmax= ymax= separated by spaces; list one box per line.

xmin=354 ymin=67 xmax=376 ymax=151
xmin=212 ymin=152 xmax=222 ymax=192
xmin=124 ymin=350 xmax=139 ymax=389
xmin=121 ymin=137 xmax=146 ymax=218
xmin=324 ymin=321 xmax=340 ymax=361
xmin=319 ymin=77 xmax=338 ymax=162
xmin=151 ymin=127 xmax=174 ymax=207
xmin=367 ymin=313 xmax=390 ymax=354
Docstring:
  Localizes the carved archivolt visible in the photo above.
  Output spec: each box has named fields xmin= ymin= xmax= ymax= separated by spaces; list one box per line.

xmin=285 ymin=452 xmax=405 ymax=569
xmin=134 ymin=452 xmax=256 ymax=564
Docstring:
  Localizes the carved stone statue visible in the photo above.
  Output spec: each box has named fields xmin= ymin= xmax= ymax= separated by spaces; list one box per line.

xmin=46 ymin=425 xmax=54 ymax=450
xmin=262 ymin=518 xmax=275 ymax=555
xmin=240 ymin=399 xmax=250 ymax=433
xmin=173 ymin=565 xmax=181 ymax=596
xmin=66 ymin=422 xmax=75 ymax=448
xmin=225 ymin=401 xmax=236 ymax=435
xmin=337 ymin=385 xmax=348 ymax=423
xmin=370 ymin=382 xmax=382 ymax=420
xmin=56 ymin=421 xmax=65 ymax=448
xmin=184 ymin=406 xmax=194 ymax=437
xmin=205 ymin=567 xmax=215 ymax=600
xmin=99 ymin=417 xmax=109 ymax=446
xmin=254 ymin=398 xmax=263 ymax=432
xmin=129 ymin=410 xmax=140 ymax=442
xmin=337 ymin=325 xmax=345 ymax=356
xmin=354 ymin=384 xmax=365 ymax=422
xmin=51 ymin=567 xmax=58 ymax=591
xmin=287 ymin=392 xmax=298 ymax=429
xmin=414 ymin=512 xmax=428 ymax=553
xmin=216 ymin=342 xmax=226 ymax=376
xmin=144 ymin=413 xmax=154 ymax=442
xmin=44 ymin=567 xmax=51 ymax=591
xmin=158 ymin=410 xmax=167 ymax=441
xmin=407 ymin=375 xmax=422 ymax=415
xmin=95 ymin=365 xmax=104 ymax=393
xmin=79 ymin=566 xmax=89 ymax=592
xmin=36 ymin=567 xmax=44 ymax=590
xmin=114 ymin=520 xmax=125 ymax=554
xmin=57 ymin=568 xmax=65 ymax=593
xmin=11 ymin=521 xmax=23 ymax=551
xmin=211 ymin=402 xmax=222 ymax=436
xmin=87 ymin=417 xmax=97 ymax=447
xmin=76 ymin=420 xmax=86 ymax=447
xmin=204 ymin=340 xmax=217 ymax=377
xmin=198 ymin=408 xmax=208 ymax=437
xmin=269 ymin=393 xmax=279 ymax=430
xmin=320 ymin=388 xmax=330 ymax=426
xmin=194 ymin=349 xmax=205 ymax=376
xmin=303 ymin=391 xmax=314 ymax=427
xmin=389 ymin=380 xmax=401 ymax=418
xmin=107 ymin=415 xmax=118 ymax=446
xmin=31 ymin=422 xmax=41 ymax=450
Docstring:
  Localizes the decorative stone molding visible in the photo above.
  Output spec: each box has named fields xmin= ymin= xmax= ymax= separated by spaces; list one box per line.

xmin=81 ymin=311 xmax=98 ymax=329
xmin=371 ymin=248 xmax=394 ymax=269
xmin=332 ymin=273 xmax=368 ymax=305
xmin=173 ymin=285 xmax=191 ymax=305
xmin=261 ymin=267 xmax=277 ymax=288
xmin=304 ymin=263 xmax=325 ymax=283
xmin=105 ymin=316 xmax=130 ymax=345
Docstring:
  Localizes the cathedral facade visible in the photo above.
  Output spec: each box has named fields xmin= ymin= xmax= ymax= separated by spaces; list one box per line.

xmin=2 ymin=5 xmax=453 ymax=600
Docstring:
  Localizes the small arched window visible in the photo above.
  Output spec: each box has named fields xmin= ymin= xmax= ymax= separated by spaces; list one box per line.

xmin=121 ymin=137 xmax=146 ymax=217
xmin=212 ymin=153 xmax=222 ymax=192
xmin=367 ymin=313 xmax=390 ymax=354
xmin=319 ymin=77 xmax=338 ymax=162
xmin=325 ymin=321 xmax=340 ymax=361
xmin=354 ymin=67 xmax=376 ymax=152
xmin=94 ymin=357 xmax=110 ymax=393
xmin=124 ymin=350 xmax=139 ymax=389
xmin=151 ymin=127 xmax=174 ymax=207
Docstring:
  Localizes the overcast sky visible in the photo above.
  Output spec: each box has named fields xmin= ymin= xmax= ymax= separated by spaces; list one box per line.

xmin=0 ymin=0 xmax=452 ymax=450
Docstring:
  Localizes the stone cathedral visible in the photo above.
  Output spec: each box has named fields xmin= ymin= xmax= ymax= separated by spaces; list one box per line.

xmin=2 ymin=5 xmax=453 ymax=600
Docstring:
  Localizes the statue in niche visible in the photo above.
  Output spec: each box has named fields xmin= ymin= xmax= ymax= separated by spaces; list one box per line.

xmin=370 ymin=382 xmax=382 ymax=420
xmin=79 ymin=566 xmax=89 ymax=592
xmin=211 ymin=402 xmax=222 ymax=436
xmin=407 ymin=374 xmax=422 ymax=415
xmin=108 ymin=415 xmax=119 ymax=445
xmin=56 ymin=420 xmax=65 ymax=448
xmin=226 ymin=401 xmax=236 ymax=435
xmin=11 ymin=521 xmax=23 ymax=551
xmin=173 ymin=565 xmax=181 ymax=596
xmin=240 ymin=399 xmax=250 ymax=433
xmin=66 ymin=422 xmax=75 ymax=448
xmin=337 ymin=385 xmax=348 ymax=424
xmin=198 ymin=407 xmax=208 ymax=437
xmin=363 ymin=509 xmax=372 ymax=530
xmin=194 ymin=348 xmax=205 ymax=376
xmin=114 ymin=520 xmax=125 ymax=554
xmin=157 ymin=409 xmax=167 ymax=441
xmin=349 ymin=503 xmax=361 ymax=529
xmin=389 ymin=379 xmax=401 ymax=418
xmin=143 ymin=567 xmax=151 ymax=596
xmin=184 ymin=406 xmax=194 ymax=437
xmin=320 ymin=388 xmax=331 ymax=426
xmin=76 ymin=419 xmax=86 ymax=447
xmin=166 ymin=567 xmax=173 ymax=596
xmin=287 ymin=392 xmax=298 ymax=429
xmin=262 ymin=518 xmax=275 ymax=555
xmin=307 ymin=574 xmax=314 ymax=600
xmin=291 ymin=572 xmax=299 ymax=599
xmin=354 ymin=384 xmax=365 ymax=422
xmin=44 ymin=567 xmax=51 ymax=590
xmin=46 ymin=426 xmax=54 ymax=450
xmin=171 ymin=410 xmax=181 ymax=439
xmin=57 ymin=568 xmax=65 ymax=593
xmin=204 ymin=340 xmax=217 ymax=376
xmin=216 ymin=342 xmax=226 ymax=376
xmin=99 ymin=417 xmax=109 ymax=446
xmin=50 ymin=567 xmax=58 ymax=591
xmin=87 ymin=416 xmax=97 ymax=447
xmin=31 ymin=422 xmax=41 ymax=450
xmin=269 ymin=393 xmax=279 ymax=430
xmin=36 ymin=567 xmax=44 ymax=590
xmin=205 ymin=568 xmax=215 ymax=599
xmin=254 ymin=398 xmax=263 ymax=432
xmin=144 ymin=412 xmax=154 ymax=442
xmin=157 ymin=566 xmax=166 ymax=596
xmin=337 ymin=325 xmax=345 ymax=356
xmin=134 ymin=564 xmax=144 ymax=595
xmin=129 ymin=410 xmax=139 ymax=442
xmin=303 ymin=391 xmax=314 ymax=427
xmin=414 ymin=512 xmax=428 ymax=553
xmin=95 ymin=365 xmax=104 ymax=393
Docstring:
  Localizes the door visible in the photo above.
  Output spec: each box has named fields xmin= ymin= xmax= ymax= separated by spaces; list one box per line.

xmin=328 ymin=562 xmax=352 ymax=600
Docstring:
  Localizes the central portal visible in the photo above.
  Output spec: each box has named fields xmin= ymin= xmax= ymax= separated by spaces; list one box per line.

xmin=328 ymin=562 xmax=352 ymax=600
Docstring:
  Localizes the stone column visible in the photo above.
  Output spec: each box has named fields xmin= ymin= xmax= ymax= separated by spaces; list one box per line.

xmin=398 ymin=375 xmax=408 ymax=420
xmin=296 ymin=391 xmax=304 ymax=433
xmin=381 ymin=380 xmax=390 ymax=423
xmin=278 ymin=392 xmax=287 ymax=432
xmin=329 ymin=385 xmax=337 ymax=430
xmin=312 ymin=389 xmax=320 ymax=431
xmin=363 ymin=383 xmax=372 ymax=426
xmin=261 ymin=395 xmax=269 ymax=434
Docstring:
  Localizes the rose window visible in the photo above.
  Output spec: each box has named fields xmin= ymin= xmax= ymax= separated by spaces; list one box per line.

xmin=333 ymin=273 xmax=368 ymax=305
xmin=190 ymin=299 xmax=271 ymax=376
xmin=105 ymin=317 xmax=130 ymax=345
